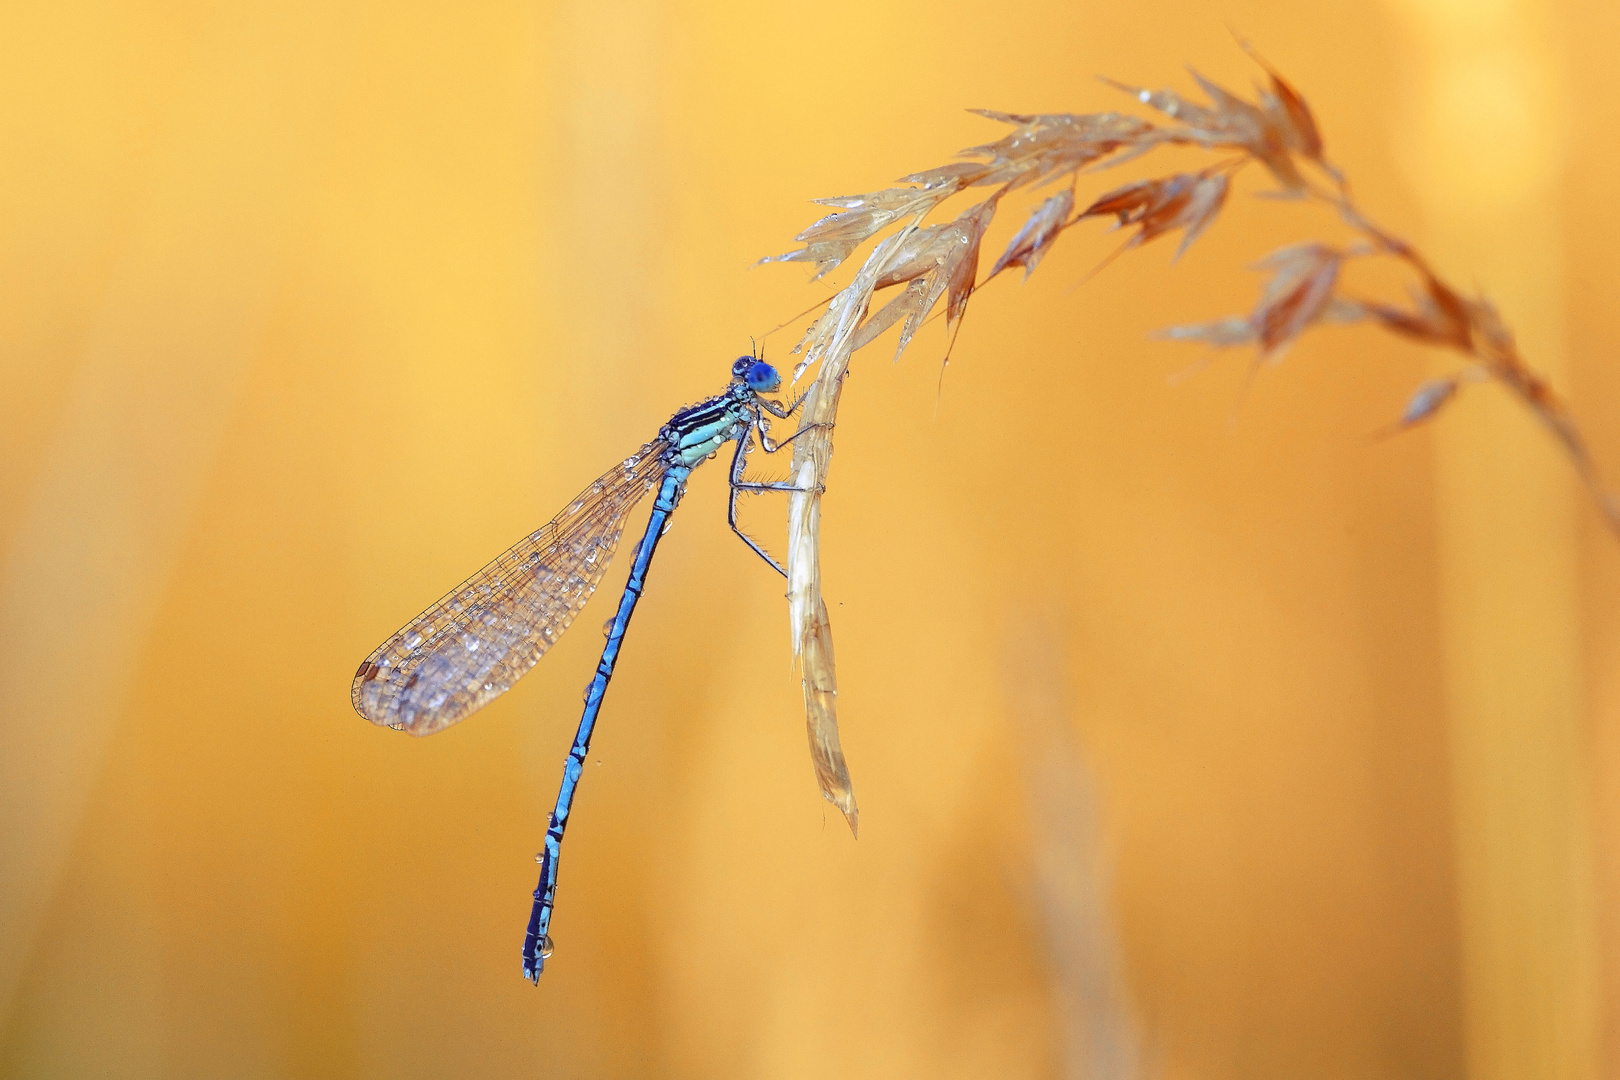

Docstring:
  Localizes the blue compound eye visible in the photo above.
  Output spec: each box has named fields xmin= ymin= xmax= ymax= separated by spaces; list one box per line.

xmin=731 ymin=355 xmax=755 ymax=380
xmin=745 ymin=361 xmax=781 ymax=393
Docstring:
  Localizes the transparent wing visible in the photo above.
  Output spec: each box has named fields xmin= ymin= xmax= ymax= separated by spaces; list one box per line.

xmin=353 ymin=439 xmax=671 ymax=736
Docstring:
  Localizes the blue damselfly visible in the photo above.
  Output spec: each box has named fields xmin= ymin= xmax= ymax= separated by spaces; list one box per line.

xmin=353 ymin=355 xmax=812 ymax=982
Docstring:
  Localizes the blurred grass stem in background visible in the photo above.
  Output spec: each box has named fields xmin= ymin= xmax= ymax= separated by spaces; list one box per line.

xmin=1007 ymin=609 xmax=1143 ymax=1080
xmin=1391 ymin=1 xmax=1602 ymax=1077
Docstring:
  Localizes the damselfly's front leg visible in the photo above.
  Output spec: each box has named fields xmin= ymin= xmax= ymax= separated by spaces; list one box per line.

xmin=758 ymin=390 xmax=808 ymax=420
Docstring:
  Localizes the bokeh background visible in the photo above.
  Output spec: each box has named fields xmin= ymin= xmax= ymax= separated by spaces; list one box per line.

xmin=4 ymin=1 xmax=1619 ymax=1078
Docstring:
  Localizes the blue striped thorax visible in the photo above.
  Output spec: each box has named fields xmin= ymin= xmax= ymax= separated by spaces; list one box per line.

xmin=661 ymin=357 xmax=783 ymax=468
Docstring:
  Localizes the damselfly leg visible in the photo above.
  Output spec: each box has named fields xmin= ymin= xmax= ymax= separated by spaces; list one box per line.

xmin=726 ymin=413 xmax=829 ymax=578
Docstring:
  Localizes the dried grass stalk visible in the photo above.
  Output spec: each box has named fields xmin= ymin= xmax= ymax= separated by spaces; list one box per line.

xmin=780 ymin=225 xmax=922 ymax=834
xmin=764 ymin=45 xmax=1619 ymax=828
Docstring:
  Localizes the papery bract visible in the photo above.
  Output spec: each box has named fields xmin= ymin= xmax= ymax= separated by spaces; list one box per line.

xmin=990 ymin=189 xmax=1075 ymax=281
xmin=1081 ymin=170 xmax=1230 ymax=260
xmin=1250 ymin=243 xmax=1342 ymax=357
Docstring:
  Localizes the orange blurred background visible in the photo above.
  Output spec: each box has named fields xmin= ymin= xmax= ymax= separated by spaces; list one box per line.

xmin=4 ymin=1 xmax=1620 ymax=1078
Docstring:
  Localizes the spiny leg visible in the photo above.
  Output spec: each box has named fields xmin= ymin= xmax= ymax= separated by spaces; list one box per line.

xmin=758 ymin=390 xmax=809 ymax=420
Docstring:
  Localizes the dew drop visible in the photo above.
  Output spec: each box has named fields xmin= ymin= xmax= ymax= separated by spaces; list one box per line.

xmin=602 ymin=618 xmax=614 ymax=638
xmin=538 ymin=935 xmax=555 ymax=960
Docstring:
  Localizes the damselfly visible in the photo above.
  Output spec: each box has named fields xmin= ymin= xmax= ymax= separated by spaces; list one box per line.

xmin=352 ymin=355 xmax=813 ymax=982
